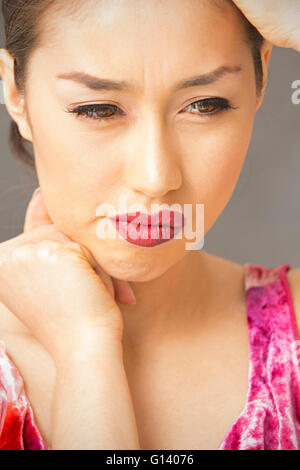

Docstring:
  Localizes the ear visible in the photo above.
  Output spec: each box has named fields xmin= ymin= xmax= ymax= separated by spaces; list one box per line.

xmin=256 ymin=41 xmax=273 ymax=111
xmin=0 ymin=48 xmax=33 ymax=142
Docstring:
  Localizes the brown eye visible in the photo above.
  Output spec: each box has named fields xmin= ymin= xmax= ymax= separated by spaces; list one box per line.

xmin=67 ymin=103 xmax=125 ymax=122
xmin=195 ymin=101 xmax=218 ymax=113
xmin=183 ymin=97 xmax=235 ymax=116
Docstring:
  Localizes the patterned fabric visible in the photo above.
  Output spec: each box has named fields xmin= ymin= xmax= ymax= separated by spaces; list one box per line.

xmin=0 ymin=340 xmax=49 ymax=450
xmin=0 ymin=263 xmax=299 ymax=450
xmin=219 ymin=263 xmax=300 ymax=450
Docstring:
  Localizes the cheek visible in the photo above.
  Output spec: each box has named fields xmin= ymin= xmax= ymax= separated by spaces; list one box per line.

xmin=27 ymin=82 xmax=122 ymax=192
xmin=29 ymin=106 xmax=124 ymax=234
xmin=180 ymin=109 xmax=255 ymax=225
xmin=32 ymin=140 xmax=103 ymax=239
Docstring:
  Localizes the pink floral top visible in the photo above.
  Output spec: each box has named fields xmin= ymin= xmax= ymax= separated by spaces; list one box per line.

xmin=0 ymin=262 xmax=300 ymax=450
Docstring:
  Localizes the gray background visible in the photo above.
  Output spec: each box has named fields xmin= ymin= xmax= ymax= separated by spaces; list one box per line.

xmin=0 ymin=16 xmax=299 ymax=268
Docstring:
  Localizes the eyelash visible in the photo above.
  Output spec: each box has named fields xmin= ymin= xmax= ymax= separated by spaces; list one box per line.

xmin=182 ymin=97 xmax=237 ymax=115
xmin=66 ymin=97 xmax=237 ymax=123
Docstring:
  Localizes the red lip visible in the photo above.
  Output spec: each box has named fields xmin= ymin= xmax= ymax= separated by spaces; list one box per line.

xmin=109 ymin=210 xmax=185 ymax=228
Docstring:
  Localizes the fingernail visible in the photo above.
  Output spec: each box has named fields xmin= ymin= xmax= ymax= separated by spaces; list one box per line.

xmin=129 ymin=287 xmax=136 ymax=305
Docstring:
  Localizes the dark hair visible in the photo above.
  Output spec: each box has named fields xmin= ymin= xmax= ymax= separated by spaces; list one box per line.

xmin=242 ymin=17 xmax=265 ymax=93
xmin=1 ymin=0 xmax=265 ymax=171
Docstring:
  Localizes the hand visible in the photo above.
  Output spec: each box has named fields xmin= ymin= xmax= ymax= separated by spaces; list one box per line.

xmin=23 ymin=188 xmax=136 ymax=307
xmin=0 ymin=187 xmax=135 ymax=360
xmin=232 ymin=0 xmax=300 ymax=51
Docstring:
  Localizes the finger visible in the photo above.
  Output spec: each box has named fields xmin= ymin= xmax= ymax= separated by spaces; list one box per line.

xmin=23 ymin=188 xmax=53 ymax=233
xmin=112 ymin=278 xmax=136 ymax=305
xmin=23 ymin=191 xmax=136 ymax=305
xmin=77 ymin=244 xmax=136 ymax=305
xmin=78 ymin=244 xmax=116 ymax=298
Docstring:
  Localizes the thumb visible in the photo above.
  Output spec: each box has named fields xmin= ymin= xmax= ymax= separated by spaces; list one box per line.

xmin=23 ymin=187 xmax=53 ymax=233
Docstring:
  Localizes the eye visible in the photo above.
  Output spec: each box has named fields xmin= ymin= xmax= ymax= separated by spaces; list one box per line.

xmin=181 ymin=97 xmax=238 ymax=116
xmin=66 ymin=103 xmax=125 ymax=122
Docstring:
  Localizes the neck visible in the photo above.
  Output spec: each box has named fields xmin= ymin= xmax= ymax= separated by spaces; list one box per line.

xmin=119 ymin=250 xmax=213 ymax=360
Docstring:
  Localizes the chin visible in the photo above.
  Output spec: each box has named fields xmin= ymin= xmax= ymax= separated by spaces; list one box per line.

xmin=92 ymin=251 xmax=171 ymax=282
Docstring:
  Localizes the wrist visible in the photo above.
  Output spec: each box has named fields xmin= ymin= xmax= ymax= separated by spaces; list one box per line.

xmin=50 ymin=326 xmax=124 ymax=368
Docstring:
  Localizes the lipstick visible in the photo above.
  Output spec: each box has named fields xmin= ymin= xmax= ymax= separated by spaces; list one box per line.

xmin=108 ymin=210 xmax=184 ymax=247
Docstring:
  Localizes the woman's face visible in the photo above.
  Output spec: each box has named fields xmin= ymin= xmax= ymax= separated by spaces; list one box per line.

xmin=21 ymin=0 xmax=266 ymax=281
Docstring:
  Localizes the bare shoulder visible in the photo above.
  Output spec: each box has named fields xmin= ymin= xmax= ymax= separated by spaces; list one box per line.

xmin=286 ymin=267 xmax=300 ymax=338
xmin=0 ymin=299 xmax=31 ymax=335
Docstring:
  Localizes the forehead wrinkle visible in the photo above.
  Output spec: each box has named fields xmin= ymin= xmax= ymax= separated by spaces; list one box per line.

xmin=32 ymin=0 xmax=250 ymax=88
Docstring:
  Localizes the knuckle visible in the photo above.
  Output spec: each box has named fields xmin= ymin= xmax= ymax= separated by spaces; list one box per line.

xmin=10 ymin=244 xmax=32 ymax=262
xmin=35 ymin=239 xmax=61 ymax=259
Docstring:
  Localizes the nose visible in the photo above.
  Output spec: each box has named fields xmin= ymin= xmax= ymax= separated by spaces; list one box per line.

xmin=124 ymin=113 xmax=182 ymax=198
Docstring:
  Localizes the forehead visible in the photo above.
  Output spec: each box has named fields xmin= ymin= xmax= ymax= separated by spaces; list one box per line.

xmin=32 ymin=0 xmax=249 ymax=85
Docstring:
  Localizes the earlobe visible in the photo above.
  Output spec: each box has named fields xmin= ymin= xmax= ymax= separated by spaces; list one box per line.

xmin=255 ymin=42 xmax=273 ymax=112
xmin=0 ymin=48 xmax=33 ymax=143
xmin=261 ymin=41 xmax=273 ymax=85
xmin=17 ymin=109 xmax=33 ymax=143
xmin=263 ymin=44 xmax=273 ymax=68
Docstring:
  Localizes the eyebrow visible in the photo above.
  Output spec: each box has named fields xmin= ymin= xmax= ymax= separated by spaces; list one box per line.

xmin=56 ymin=65 xmax=242 ymax=92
